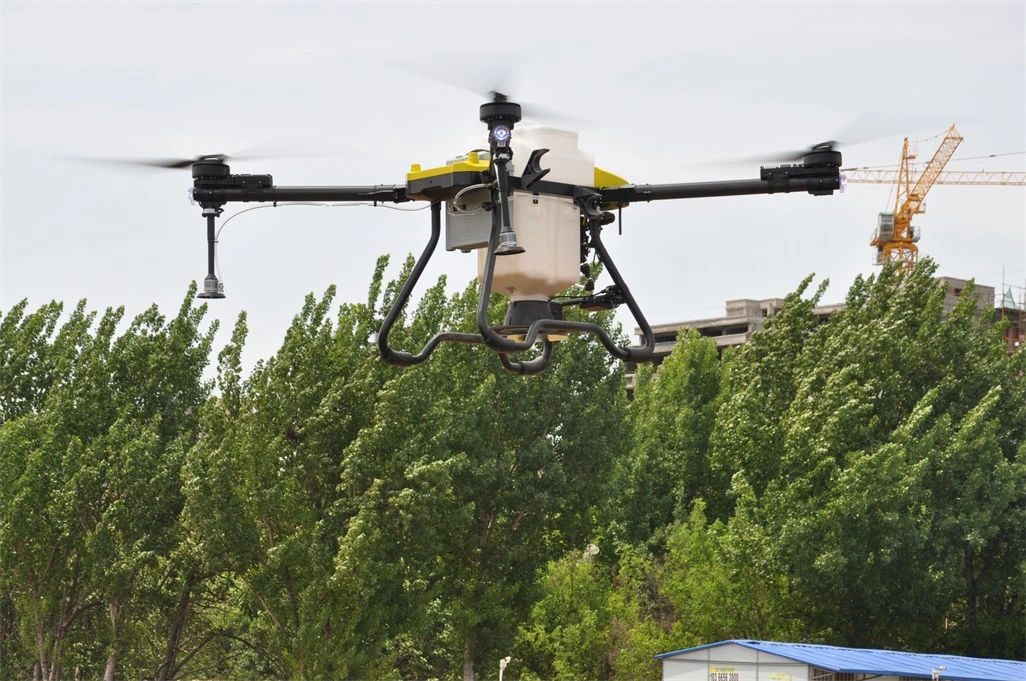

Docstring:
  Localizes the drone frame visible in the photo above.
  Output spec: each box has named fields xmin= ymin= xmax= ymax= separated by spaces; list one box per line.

xmin=188 ymin=96 xmax=843 ymax=375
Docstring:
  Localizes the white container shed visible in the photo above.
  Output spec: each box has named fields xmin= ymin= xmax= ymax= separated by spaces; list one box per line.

xmin=656 ymin=640 xmax=1026 ymax=681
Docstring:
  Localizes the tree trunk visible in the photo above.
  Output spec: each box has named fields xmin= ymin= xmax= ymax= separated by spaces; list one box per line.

xmin=157 ymin=579 xmax=193 ymax=681
xmin=964 ymin=546 xmax=979 ymax=655
xmin=35 ymin=623 xmax=48 ymax=681
xmin=36 ymin=643 xmax=45 ymax=681
xmin=103 ymin=603 xmax=118 ymax=681
xmin=463 ymin=639 xmax=474 ymax=681
xmin=102 ymin=655 xmax=116 ymax=681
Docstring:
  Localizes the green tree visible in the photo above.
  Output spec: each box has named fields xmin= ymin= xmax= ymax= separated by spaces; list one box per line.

xmin=710 ymin=274 xmax=828 ymax=500
xmin=713 ymin=262 xmax=1024 ymax=656
xmin=329 ymin=274 xmax=630 ymax=681
xmin=226 ymin=314 xmax=379 ymax=674
xmin=590 ymin=261 xmax=1022 ymax=675
xmin=515 ymin=550 xmax=614 ymax=681
xmin=0 ymin=287 xmax=219 ymax=680
xmin=619 ymin=329 xmax=727 ymax=545
xmin=176 ymin=257 xmax=403 ymax=679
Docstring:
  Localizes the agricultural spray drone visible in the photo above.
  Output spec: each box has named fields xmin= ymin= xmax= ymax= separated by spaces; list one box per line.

xmin=155 ymin=93 xmax=844 ymax=374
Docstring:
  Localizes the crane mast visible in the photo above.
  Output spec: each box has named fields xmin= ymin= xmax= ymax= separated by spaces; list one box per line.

xmin=871 ymin=125 xmax=963 ymax=269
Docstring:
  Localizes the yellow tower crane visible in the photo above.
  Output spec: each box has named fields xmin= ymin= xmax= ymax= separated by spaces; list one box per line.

xmin=858 ymin=125 xmax=964 ymax=269
xmin=844 ymin=129 xmax=1026 ymax=269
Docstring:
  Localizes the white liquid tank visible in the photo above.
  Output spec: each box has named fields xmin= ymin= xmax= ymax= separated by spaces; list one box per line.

xmin=478 ymin=125 xmax=594 ymax=302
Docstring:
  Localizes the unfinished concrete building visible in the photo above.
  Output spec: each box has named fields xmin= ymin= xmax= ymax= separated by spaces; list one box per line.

xmin=627 ymin=277 xmax=1006 ymax=395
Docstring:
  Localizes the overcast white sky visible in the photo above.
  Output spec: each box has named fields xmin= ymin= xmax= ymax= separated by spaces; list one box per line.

xmin=2 ymin=1 xmax=1024 ymax=371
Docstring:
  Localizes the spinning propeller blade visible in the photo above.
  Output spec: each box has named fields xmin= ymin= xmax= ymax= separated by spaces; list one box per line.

xmin=78 ymin=154 xmax=231 ymax=169
xmin=386 ymin=53 xmax=593 ymax=127
xmin=66 ymin=138 xmax=360 ymax=170
xmin=702 ymin=112 xmax=961 ymax=167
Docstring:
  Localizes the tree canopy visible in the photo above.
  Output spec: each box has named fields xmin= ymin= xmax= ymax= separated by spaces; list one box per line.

xmin=0 ymin=259 xmax=1021 ymax=680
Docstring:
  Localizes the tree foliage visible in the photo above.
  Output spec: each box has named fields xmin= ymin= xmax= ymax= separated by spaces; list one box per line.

xmin=527 ymin=261 xmax=1022 ymax=678
xmin=0 ymin=259 xmax=1021 ymax=680
xmin=0 ymin=286 xmax=217 ymax=681
xmin=618 ymin=329 xmax=728 ymax=545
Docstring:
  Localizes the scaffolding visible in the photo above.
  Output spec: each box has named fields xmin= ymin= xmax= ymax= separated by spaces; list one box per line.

xmin=997 ymin=272 xmax=1024 ymax=353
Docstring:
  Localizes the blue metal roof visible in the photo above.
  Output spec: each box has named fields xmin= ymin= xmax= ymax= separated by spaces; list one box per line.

xmin=655 ymin=640 xmax=1025 ymax=681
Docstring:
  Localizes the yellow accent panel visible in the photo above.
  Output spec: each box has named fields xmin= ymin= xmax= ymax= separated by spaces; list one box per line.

xmin=406 ymin=151 xmax=490 ymax=182
xmin=595 ymin=166 xmax=627 ymax=187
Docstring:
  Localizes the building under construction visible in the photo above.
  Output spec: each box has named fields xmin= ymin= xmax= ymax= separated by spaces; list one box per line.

xmin=996 ymin=284 xmax=1025 ymax=352
xmin=627 ymin=277 xmax=1022 ymax=394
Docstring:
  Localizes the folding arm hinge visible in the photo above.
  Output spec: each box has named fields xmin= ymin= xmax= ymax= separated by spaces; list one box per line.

xmin=521 ymin=149 xmax=551 ymax=190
